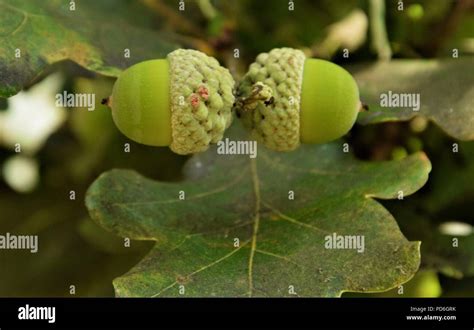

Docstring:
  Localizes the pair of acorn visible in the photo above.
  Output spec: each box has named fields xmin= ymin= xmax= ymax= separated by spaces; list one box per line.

xmin=106 ymin=48 xmax=360 ymax=155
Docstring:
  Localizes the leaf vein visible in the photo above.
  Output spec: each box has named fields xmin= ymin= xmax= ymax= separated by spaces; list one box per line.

xmin=112 ymin=170 xmax=247 ymax=207
xmin=247 ymin=159 xmax=261 ymax=297
xmin=263 ymin=201 xmax=331 ymax=235
xmin=151 ymin=240 xmax=250 ymax=297
xmin=256 ymin=249 xmax=302 ymax=268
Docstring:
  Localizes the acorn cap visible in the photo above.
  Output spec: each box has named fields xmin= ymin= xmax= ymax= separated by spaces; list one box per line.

xmin=236 ymin=48 xmax=360 ymax=151
xmin=236 ymin=48 xmax=305 ymax=151
xmin=168 ymin=49 xmax=235 ymax=154
xmin=110 ymin=49 xmax=235 ymax=155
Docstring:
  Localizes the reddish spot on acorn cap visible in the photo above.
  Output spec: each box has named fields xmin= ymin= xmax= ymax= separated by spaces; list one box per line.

xmin=190 ymin=94 xmax=200 ymax=108
xmin=197 ymin=85 xmax=209 ymax=100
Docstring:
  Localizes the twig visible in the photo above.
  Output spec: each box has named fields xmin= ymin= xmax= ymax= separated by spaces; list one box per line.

xmin=369 ymin=0 xmax=392 ymax=61
xmin=423 ymin=0 xmax=474 ymax=56
xmin=197 ymin=0 xmax=218 ymax=20
xmin=140 ymin=0 xmax=203 ymax=37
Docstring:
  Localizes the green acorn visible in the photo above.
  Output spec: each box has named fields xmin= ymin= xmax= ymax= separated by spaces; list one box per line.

xmin=105 ymin=49 xmax=235 ymax=155
xmin=235 ymin=48 xmax=361 ymax=151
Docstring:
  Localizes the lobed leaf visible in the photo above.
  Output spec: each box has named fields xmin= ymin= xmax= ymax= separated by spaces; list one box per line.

xmin=86 ymin=126 xmax=431 ymax=297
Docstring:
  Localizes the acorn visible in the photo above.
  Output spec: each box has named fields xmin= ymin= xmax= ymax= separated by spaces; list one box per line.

xmin=105 ymin=49 xmax=235 ymax=155
xmin=235 ymin=48 xmax=361 ymax=151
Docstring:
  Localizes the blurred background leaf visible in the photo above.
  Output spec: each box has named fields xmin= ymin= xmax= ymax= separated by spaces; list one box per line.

xmin=344 ymin=270 xmax=442 ymax=297
xmin=354 ymin=59 xmax=474 ymax=141
xmin=0 ymin=0 xmax=180 ymax=97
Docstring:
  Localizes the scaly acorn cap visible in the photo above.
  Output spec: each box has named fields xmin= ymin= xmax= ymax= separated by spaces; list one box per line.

xmin=109 ymin=49 xmax=235 ymax=155
xmin=235 ymin=47 xmax=360 ymax=151
xmin=168 ymin=49 xmax=235 ymax=154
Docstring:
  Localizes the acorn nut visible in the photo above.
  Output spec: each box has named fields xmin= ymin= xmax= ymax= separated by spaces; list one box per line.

xmin=235 ymin=47 xmax=361 ymax=151
xmin=105 ymin=49 xmax=235 ymax=155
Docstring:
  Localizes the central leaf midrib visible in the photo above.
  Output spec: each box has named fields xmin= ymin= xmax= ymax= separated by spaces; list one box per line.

xmin=247 ymin=158 xmax=261 ymax=297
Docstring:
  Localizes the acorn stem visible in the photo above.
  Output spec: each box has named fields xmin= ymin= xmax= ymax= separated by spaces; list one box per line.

xmin=101 ymin=96 xmax=112 ymax=108
xmin=236 ymin=82 xmax=274 ymax=113
xmin=359 ymin=101 xmax=369 ymax=112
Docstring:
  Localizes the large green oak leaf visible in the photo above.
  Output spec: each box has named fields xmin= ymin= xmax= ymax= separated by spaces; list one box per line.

xmin=86 ymin=132 xmax=431 ymax=297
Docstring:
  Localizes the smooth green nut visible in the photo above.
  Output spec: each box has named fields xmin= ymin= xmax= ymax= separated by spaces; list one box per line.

xmin=109 ymin=49 xmax=235 ymax=155
xmin=235 ymin=48 xmax=360 ymax=151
